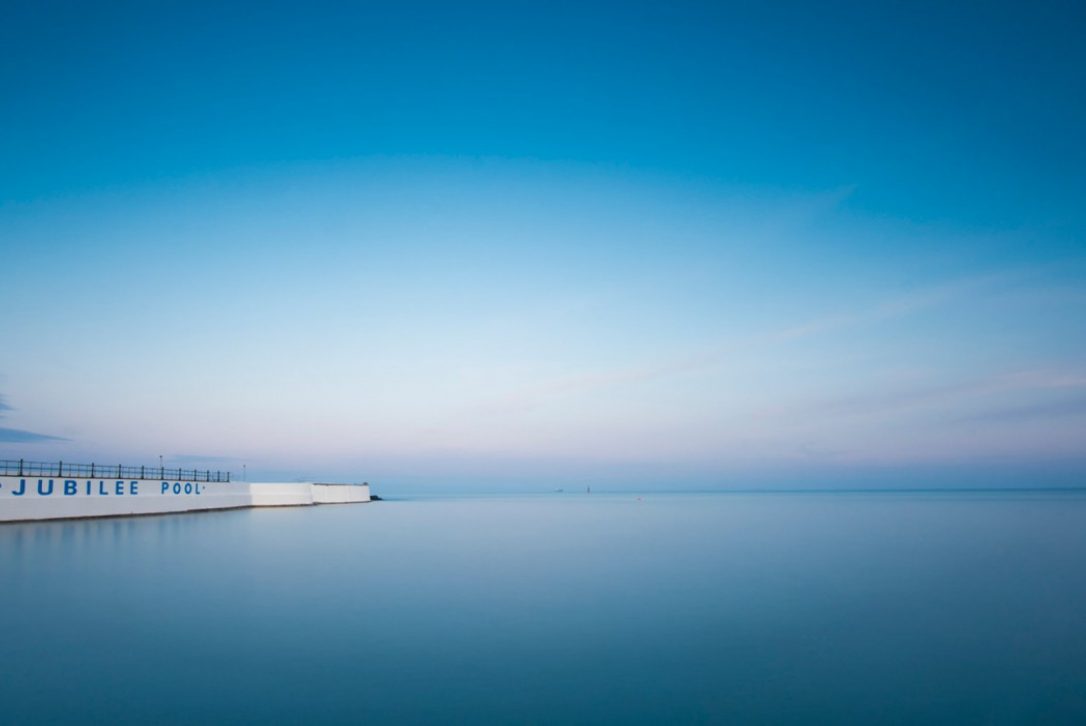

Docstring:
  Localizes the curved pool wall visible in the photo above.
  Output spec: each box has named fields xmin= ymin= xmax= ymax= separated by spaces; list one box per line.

xmin=0 ymin=476 xmax=371 ymax=522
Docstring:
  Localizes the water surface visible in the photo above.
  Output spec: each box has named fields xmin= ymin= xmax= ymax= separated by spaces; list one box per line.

xmin=4 ymin=492 xmax=1086 ymax=723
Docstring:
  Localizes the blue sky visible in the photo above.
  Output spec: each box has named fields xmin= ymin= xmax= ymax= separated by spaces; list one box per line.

xmin=1 ymin=1 xmax=1084 ymax=489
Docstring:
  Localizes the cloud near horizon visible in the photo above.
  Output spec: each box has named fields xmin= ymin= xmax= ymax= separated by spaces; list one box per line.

xmin=0 ymin=394 xmax=69 ymax=444
xmin=0 ymin=427 xmax=68 ymax=444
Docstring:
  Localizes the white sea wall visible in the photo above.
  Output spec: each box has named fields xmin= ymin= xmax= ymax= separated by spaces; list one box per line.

xmin=312 ymin=483 xmax=371 ymax=504
xmin=0 ymin=476 xmax=253 ymax=522
xmin=248 ymin=482 xmax=314 ymax=507
xmin=0 ymin=476 xmax=373 ymax=522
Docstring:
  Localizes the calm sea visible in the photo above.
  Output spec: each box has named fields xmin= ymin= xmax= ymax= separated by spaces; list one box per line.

xmin=4 ymin=492 xmax=1086 ymax=724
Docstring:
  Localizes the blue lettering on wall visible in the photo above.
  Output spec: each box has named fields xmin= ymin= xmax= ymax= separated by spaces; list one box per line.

xmin=5 ymin=477 xmax=160 ymax=497
xmin=154 ymin=480 xmax=207 ymax=495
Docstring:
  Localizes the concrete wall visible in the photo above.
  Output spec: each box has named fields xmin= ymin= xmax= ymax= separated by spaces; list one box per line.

xmin=248 ymin=482 xmax=314 ymax=507
xmin=0 ymin=476 xmax=252 ymax=522
xmin=312 ymin=483 xmax=371 ymax=504
xmin=0 ymin=476 xmax=373 ymax=522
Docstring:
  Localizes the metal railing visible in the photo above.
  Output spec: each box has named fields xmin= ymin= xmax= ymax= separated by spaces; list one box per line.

xmin=0 ymin=459 xmax=231 ymax=482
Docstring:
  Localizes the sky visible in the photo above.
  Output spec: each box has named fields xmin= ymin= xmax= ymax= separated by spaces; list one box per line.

xmin=1 ymin=1 xmax=1084 ymax=491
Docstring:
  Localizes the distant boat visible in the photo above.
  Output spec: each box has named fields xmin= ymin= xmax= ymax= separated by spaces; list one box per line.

xmin=586 ymin=485 xmax=591 ymax=494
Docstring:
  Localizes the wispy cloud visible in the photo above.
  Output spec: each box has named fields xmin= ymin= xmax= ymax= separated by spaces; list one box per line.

xmin=484 ymin=272 xmax=1014 ymax=414
xmin=779 ymin=368 xmax=1086 ymax=422
xmin=0 ymin=427 xmax=67 ymax=443
xmin=952 ymin=393 xmax=1086 ymax=424
xmin=762 ymin=271 xmax=1014 ymax=344
xmin=0 ymin=393 xmax=68 ymax=443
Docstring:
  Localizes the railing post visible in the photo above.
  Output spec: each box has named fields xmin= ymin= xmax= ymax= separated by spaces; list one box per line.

xmin=91 ymin=463 xmax=95 ymax=478
xmin=117 ymin=464 xmax=122 ymax=478
xmin=59 ymin=460 xmax=63 ymax=477
xmin=141 ymin=466 xmax=145 ymax=478
xmin=18 ymin=459 xmax=23 ymax=476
